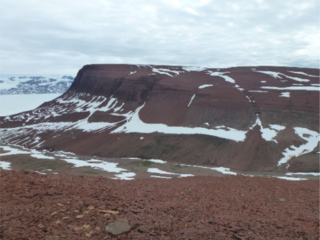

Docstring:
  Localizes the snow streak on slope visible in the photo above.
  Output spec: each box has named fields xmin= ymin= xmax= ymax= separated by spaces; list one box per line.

xmin=279 ymin=92 xmax=290 ymax=97
xmin=277 ymin=127 xmax=320 ymax=167
xmin=147 ymin=168 xmax=194 ymax=178
xmin=0 ymin=161 xmax=11 ymax=170
xmin=275 ymin=176 xmax=308 ymax=181
xmin=206 ymin=71 xmax=235 ymax=83
xmin=198 ymin=84 xmax=213 ymax=89
xmin=257 ymin=71 xmax=310 ymax=82
xmin=250 ymin=115 xmax=285 ymax=143
xmin=149 ymin=66 xmax=183 ymax=77
xmin=188 ymin=94 xmax=196 ymax=107
xmin=287 ymin=71 xmax=319 ymax=78
xmin=111 ymin=104 xmax=247 ymax=142
xmin=286 ymin=172 xmax=320 ymax=176
xmin=179 ymin=164 xmax=237 ymax=175
xmin=261 ymin=86 xmax=319 ymax=91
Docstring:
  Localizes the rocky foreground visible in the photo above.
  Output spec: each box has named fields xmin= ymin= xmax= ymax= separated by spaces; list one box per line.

xmin=0 ymin=170 xmax=319 ymax=239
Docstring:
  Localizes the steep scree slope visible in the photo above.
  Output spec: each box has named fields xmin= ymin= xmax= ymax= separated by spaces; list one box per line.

xmin=0 ymin=64 xmax=319 ymax=172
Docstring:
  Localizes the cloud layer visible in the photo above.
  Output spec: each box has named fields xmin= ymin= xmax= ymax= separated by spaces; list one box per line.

xmin=0 ymin=0 xmax=319 ymax=75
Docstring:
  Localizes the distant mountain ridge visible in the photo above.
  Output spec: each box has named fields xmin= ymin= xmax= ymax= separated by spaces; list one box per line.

xmin=0 ymin=75 xmax=74 ymax=94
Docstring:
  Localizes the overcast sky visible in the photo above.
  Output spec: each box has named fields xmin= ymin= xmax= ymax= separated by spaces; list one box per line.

xmin=0 ymin=0 xmax=319 ymax=75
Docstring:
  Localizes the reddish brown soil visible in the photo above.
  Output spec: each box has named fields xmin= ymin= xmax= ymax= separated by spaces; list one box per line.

xmin=1 ymin=170 xmax=319 ymax=239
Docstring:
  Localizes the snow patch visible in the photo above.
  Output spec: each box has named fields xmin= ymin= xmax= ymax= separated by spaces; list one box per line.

xmin=148 ymin=159 xmax=167 ymax=164
xmin=269 ymin=124 xmax=286 ymax=131
xmin=111 ymin=104 xmax=247 ymax=142
xmin=286 ymin=172 xmax=320 ymax=176
xmin=261 ymin=86 xmax=319 ymax=91
xmin=0 ymin=161 xmax=11 ymax=170
xmin=206 ymin=71 xmax=235 ymax=83
xmin=198 ymin=84 xmax=213 ymax=89
xmin=113 ymin=172 xmax=136 ymax=180
xmin=279 ymin=92 xmax=290 ymax=97
xmin=122 ymin=157 xmax=166 ymax=164
xmin=250 ymin=115 xmax=285 ymax=142
xmin=249 ymin=90 xmax=268 ymax=93
xmin=277 ymin=127 xmax=320 ymax=167
xmin=0 ymin=146 xmax=30 ymax=156
xmin=61 ymin=158 xmax=128 ymax=173
xmin=188 ymin=94 xmax=196 ymax=107
xmin=180 ymin=164 xmax=237 ymax=175
xmin=147 ymin=168 xmax=194 ymax=177
xmin=150 ymin=175 xmax=172 ymax=179
xmin=150 ymin=67 xmax=182 ymax=77
xmin=287 ymin=71 xmax=319 ymax=77
xmin=274 ymin=176 xmax=308 ymax=181
xmin=257 ymin=71 xmax=310 ymax=82
xmin=30 ymin=149 xmax=55 ymax=160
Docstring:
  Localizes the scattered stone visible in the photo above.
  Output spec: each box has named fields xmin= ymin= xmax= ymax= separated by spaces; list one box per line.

xmin=130 ymin=209 xmax=141 ymax=213
xmin=105 ymin=218 xmax=131 ymax=236
xmin=99 ymin=209 xmax=119 ymax=214
xmin=76 ymin=215 xmax=84 ymax=219
xmin=72 ymin=226 xmax=83 ymax=231
xmin=83 ymin=224 xmax=90 ymax=230
xmin=85 ymin=231 xmax=93 ymax=237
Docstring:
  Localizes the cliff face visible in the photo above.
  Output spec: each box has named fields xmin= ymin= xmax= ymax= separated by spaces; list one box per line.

xmin=1 ymin=64 xmax=319 ymax=172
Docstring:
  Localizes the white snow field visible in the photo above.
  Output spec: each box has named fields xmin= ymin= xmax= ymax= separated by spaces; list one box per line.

xmin=0 ymin=94 xmax=61 ymax=116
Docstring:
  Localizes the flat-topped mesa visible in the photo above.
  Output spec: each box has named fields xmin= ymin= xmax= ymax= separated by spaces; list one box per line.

xmin=65 ymin=65 xmax=160 ymax=107
xmin=64 ymin=64 xmax=319 ymax=128
xmin=0 ymin=64 xmax=319 ymax=172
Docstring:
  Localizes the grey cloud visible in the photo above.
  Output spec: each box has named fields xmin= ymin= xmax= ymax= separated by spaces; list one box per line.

xmin=0 ymin=0 xmax=319 ymax=75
